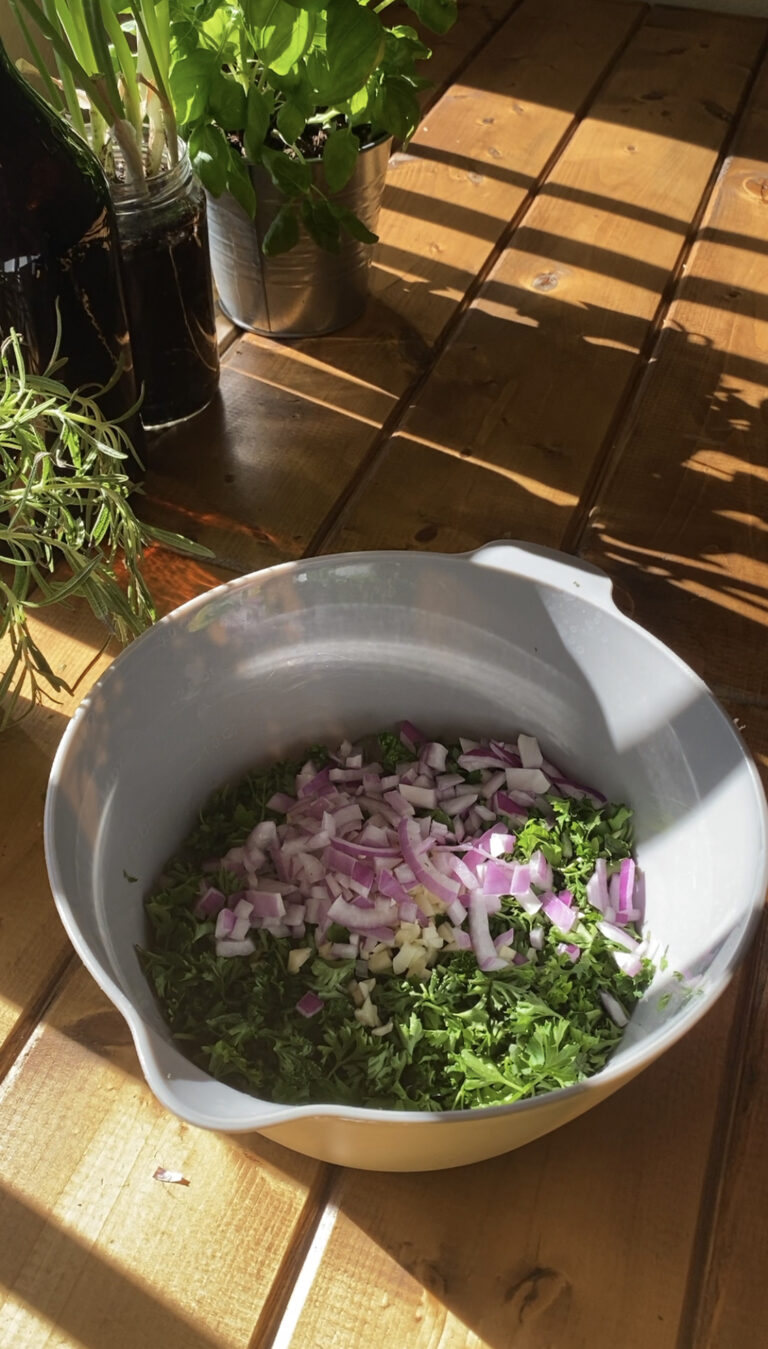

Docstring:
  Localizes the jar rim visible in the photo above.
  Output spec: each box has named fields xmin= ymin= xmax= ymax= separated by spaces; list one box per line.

xmin=109 ymin=135 xmax=192 ymax=209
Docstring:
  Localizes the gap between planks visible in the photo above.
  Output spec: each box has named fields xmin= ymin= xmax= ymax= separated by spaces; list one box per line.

xmin=673 ymin=905 xmax=768 ymax=1349
xmin=0 ymin=950 xmax=78 ymax=1087
xmin=416 ymin=0 xmax=525 ymax=119
xmin=247 ymin=1165 xmax=342 ymax=1349
xmin=560 ymin=22 xmax=768 ymax=560
xmin=301 ymin=2 xmax=649 ymax=561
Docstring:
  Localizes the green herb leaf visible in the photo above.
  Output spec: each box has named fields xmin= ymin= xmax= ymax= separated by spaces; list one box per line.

xmin=301 ymin=197 xmax=341 ymax=252
xmin=403 ymin=0 xmax=457 ymax=37
xmin=226 ymin=151 xmax=258 ymax=217
xmin=244 ymin=86 xmax=272 ymax=161
xmin=209 ymin=72 xmax=247 ymax=132
xmin=170 ymin=51 xmax=217 ymax=127
xmin=189 ymin=122 xmax=230 ymax=196
xmin=262 ymin=201 xmax=301 ymax=254
xmin=276 ymin=100 xmax=307 ymax=144
xmin=244 ymin=0 xmax=315 ymax=77
xmin=315 ymin=0 xmax=386 ymax=104
xmin=322 ymin=127 xmax=359 ymax=192
xmin=261 ymin=146 xmax=312 ymax=197
xmin=377 ymin=74 xmax=421 ymax=142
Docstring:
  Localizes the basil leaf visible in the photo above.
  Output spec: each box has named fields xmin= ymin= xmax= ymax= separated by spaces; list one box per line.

xmin=170 ymin=51 xmax=217 ymax=127
xmin=261 ymin=146 xmax=312 ymax=196
xmin=403 ymin=0 xmax=457 ymax=36
xmin=334 ymin=201 xmax=380 ymax=242
xmin=301 ymin=197 xmax=341 ymax=252
xmin=209 ymin=73 xmax=247 ymax=132
xmin=244 ymin=86 xmax=271 ymax=161
xmin=276 ymin=100 xmax=307 ymax=144
xmin=383 ymin=25 xmax=432 ymax=73
xmin=377 ymin=75 xmax=421 ymax=142
xmin=319 ymin=0 xmax=386 ymax=104
xmin=322 ymin=127 xmax=359 ymax=192
xmin=227 ymin=152 xmax=258 ymax=217
xmin=170 ymin=19 xmax=200 ymax=57
xmin=262 ymin=202 xmax=301 ymax=255
xmin=245 ymin=0 xmax=315 ymax=77
xmin=188 ymin=123 xmax=230 ymax=197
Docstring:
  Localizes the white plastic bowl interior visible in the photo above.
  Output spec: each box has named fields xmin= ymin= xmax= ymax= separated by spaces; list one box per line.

xmin=44 ymin=542 xmax=768 ymax=1171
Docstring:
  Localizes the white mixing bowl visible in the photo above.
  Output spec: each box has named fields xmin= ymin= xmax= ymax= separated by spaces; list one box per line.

xmin=44 ymin=542 xmax=768 ymax=1170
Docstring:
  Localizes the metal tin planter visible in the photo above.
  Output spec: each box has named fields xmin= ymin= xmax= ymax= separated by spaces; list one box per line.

xmin=206 ymin=135 xmax=392 ymax=338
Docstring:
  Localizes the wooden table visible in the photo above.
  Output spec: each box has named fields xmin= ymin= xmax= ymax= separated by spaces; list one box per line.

xmin=2 ymin=1 xmax=767 ymax=1344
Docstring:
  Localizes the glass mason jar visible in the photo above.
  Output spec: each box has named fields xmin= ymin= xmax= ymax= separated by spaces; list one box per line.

xmin=111 ymin=141 xmax=220 ymax=430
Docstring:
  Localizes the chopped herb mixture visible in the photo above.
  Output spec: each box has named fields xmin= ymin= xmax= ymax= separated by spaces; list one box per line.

xmin=139 ymin=726 xmax=655 ymax=1111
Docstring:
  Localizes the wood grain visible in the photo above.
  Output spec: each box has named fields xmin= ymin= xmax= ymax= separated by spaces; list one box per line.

xmin=579 ymin=46 xmax=768 ymax=700
xmin=288 ymin=984 xmax=741 ymax=1349
xmin=0 ymin=963 xmax=323 ymax=1349
xmin=0 ymin=551 xmax=231 ymax=1057
xmin=679 ymin=703 xmax=768 ymax=1349
xmin=141 ymin=0 xmax=645 ymax=572
xmin=2 ymin=6 xmax=768 ymax=1348
xmin=320 ymin=6 xmax=765 ymax=558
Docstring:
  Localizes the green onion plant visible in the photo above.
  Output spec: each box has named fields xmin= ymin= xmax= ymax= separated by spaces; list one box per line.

xmin=10 ymin=0 xmax=177 ymax=186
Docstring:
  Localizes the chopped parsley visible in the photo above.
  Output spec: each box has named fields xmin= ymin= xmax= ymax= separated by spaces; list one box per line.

xmin=139 ymin=731 xmax=655 ymax=1111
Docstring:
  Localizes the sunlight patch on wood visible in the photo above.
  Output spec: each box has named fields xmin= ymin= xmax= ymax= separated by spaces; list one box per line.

xmin=682 ymin=448 xmax=768 ymax=482
xmin=395 ymin=431 xmax=579 ymax=506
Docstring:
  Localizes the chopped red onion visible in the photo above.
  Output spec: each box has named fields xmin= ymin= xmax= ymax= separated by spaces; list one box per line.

xmin=556 ymin=942 xmax=580 ymax=962
xmin=328 ymin=895 xmax=397 ymax=930
xmin=195 ymin=886 xmax=226 ymax=918
xmin=518 ymin=734 xmax=543 ymax=768
xmin=245 ymin=890 xmax=286 ymax=919
xmin=494 ymin=926 xmax=516 ymax=950
xmin=296 ymin=991 xmax=324 ymax=1018
xmin=398 ymin=720 xmax=427 ymax=749
xmin=612 ymin=950 xmax=643 ymax=977
xmin=505 ymin=767 xmax=551 ymax=795
xmin=200 ymin=730 xmax=641 ymax=1001
xmin=266 ymin=792 xmax=295 ymax=812
xmin=467 ymin=890 xmax=507 ymax=971
xmin=215 ymin=908 xmax=236 ymax=939
xmin=597 ymin=920 xmax=640 ymax=951
xmin=216 ymin=937 xmax=256 ymax=958
xmin=543 ymin=895 xmax=576 ymax=932
xmin=600 ymin=990 xmax=629 ymax=1027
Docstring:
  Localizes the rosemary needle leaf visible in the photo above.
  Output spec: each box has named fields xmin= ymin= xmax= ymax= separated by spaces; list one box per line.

xmin=0 ymin=328 xmax=211 ymax=726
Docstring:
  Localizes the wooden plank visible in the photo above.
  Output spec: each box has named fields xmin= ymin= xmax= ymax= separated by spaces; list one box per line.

xmin=234 ymin=0 xmax=644 ymax=380
xmin=318 ymin=6 xmax=766 ymax=558
xmin=142 ymin=0 xmax=645 ymax=568
xmin=288 ymin=986 xmax=741 ymax=1349
xmin=366 ymin=0 xmax=645 ymax=348
xmin=139 ymin=359 xmax=377 ymax=571
xmin=0 ymin=963 xmax=323 ymax=1349
xmin=578 ymin=51 xmax=768 ymax=700
xmin=677 ymin=703 xmax=768 ymax=1349
xmin=0 ymin=552 xmax=231 ymax=1058
xmin=396 ymin=0 xmax=522 ymax=107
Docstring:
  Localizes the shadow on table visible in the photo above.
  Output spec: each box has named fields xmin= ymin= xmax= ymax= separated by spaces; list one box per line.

xmin=0 ymin=1185 xmax=222 ymax=1349
xmin=311 ymin=982 xmax=744 ymax=1347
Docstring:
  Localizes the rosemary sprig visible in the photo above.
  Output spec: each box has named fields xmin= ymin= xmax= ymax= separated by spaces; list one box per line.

xmin=0 ymin=327 xmax=208 ymax=729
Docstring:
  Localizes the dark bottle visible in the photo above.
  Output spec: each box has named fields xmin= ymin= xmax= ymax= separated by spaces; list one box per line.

xmin=0 ymin=40 xmax=143 ymax=455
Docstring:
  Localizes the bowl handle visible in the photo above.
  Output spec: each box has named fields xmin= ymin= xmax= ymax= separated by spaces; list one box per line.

xmin=469 ymin=540 xmax=617 ymax=611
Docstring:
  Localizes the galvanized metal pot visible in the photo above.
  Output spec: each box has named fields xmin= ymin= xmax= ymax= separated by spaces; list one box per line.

xmin=206 ymin=134 xmax=391 ymax=338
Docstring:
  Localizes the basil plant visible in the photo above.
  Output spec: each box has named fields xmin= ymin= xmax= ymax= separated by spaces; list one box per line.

xmin=169 ymin=0 xmax=458 ymax=254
